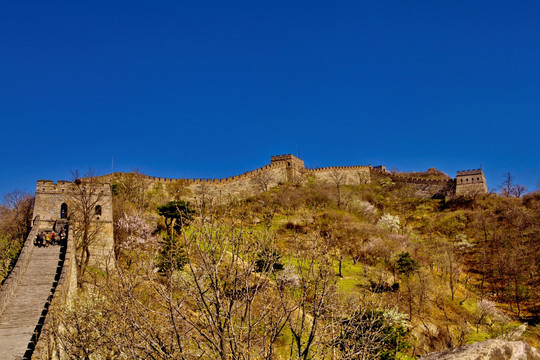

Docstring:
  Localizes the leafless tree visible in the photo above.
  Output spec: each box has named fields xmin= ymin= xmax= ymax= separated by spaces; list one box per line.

xmin=251 ymin=171 xmax=274 ymax=193
xmin=512 ymin=184 xmax=527 ymax=198
xmin=0 ymin=189 xmax=34 ymax=241
xmin=329 ymin=170 xmax=346 ymax=208
xmin=69 ymin=169 xmax=110 ymax=285
xmin=166 ymin=179 xmax=192 ymax=200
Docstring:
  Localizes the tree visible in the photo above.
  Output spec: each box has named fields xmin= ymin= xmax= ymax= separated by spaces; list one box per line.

xmin=166 ymin=179 xmax=192 ymax=201
xmin=334 ymin=306 xmax=410 ymax=360
xmin=157 ymin=200 xmax=194 ymax=236
xmin=0 ymin=189 xmax=34 ymax=282
xmin=69 ymin=169 xmax=110 ymax=285
xmin=115 ymin=212 xmax=157 ymax=265
xmin=113 ymin=170 xmax=152 ymax=210
xmin=499 ymin=172 xmax=527 ymax=197
xmin=0 ymin=189 xmax=34 ymax=242
xmin=251 ymin=171 xmax=274 ymax=193
xmin=330 ymin=170 xmax=346 ymax=208
xmin=396 ymin=252 xmax=418 ymax=277
xmin=156 ymin=233 xmax=187 ymax=274
xmin=500 ymin=172 xmax=514 ymax=197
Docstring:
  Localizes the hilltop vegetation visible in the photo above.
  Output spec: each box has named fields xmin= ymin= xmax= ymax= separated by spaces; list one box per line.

xmin=0 ymin=190 xmax=34 ymax=283
xmin=41 ymin=172 xmax=540 ymax=358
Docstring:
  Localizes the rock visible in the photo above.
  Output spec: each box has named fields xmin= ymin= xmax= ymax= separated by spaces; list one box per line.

xmin=421 ymin=339 xmax=540 ymax=360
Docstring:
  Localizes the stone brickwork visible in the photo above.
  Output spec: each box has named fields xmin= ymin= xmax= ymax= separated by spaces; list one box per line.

xmin=306 ymin=165 xmax=372 ymax=185
xmin=33 ymin=180 xmax=114 ymax=268
xmin=455 ymin=169 xmax=488 ymax=196
xmin=370 ymin=167 xmax=455 ymax=198
xmin=94 ymin=155 xmax=487 ymax=201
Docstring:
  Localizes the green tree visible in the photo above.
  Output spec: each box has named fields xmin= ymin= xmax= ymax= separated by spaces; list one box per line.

xmin=157 ymin=200 xmax=194 ymax=235
xmin=396 ymin=252 xmax=418 ymax=277
xmin=335 ymin=308 xmax=410 ymax=360
xmin=156 ymin=234 xmax=187 ymax=274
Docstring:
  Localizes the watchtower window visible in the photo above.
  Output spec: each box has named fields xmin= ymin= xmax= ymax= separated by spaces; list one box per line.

xmin=460 ymin=179 xmax=463 ymax=183
xmin=95 ymin=205 xmax=102 ymax=216
xmin=60 ymin=203 xmax=68 ymax=219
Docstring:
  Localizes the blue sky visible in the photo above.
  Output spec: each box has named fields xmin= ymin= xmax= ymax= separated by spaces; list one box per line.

xmin=1 ymin=1 xmax=539 ymax=197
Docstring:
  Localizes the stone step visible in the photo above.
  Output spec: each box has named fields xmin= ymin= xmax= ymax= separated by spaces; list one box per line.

xmin=0 ymin=245 xmax=62 ymax=360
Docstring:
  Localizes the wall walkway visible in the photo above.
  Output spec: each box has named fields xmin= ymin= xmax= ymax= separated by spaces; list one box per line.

xmin=0 ymin=224 xmax=64 ymax=360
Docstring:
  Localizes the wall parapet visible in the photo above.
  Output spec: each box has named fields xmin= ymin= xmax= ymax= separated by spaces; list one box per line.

xmin=457 ymin=169 xmax=483 ymax=176
xmin=98 ymin=161 xmax=289 ymax=186
xmin=0 ymin=216 xmax=40 ymax=316
xmin=370 ymin=168 xmax=453 ymax=185
xmin=306 ymin=165 xmax=371 ymax=173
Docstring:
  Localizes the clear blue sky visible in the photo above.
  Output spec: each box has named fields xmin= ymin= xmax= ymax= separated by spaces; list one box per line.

xmin=1 ymin=1 xmax=539 ymax=197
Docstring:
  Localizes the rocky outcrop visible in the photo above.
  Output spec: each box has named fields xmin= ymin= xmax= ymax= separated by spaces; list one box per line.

xmin=422 ymin=339 xmax=540 ymax=360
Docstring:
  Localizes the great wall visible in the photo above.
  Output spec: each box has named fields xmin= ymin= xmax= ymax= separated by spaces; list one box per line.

xmin=0 ymin=154 xmax=488 ymax=359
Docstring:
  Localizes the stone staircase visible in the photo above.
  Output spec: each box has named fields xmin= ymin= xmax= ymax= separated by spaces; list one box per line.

xmin=0 ymin=245 xmax=63 ymax=360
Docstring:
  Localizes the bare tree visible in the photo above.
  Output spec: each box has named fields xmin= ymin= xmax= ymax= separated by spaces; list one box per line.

xmin=512 ymin=184 xmax=527 ymax=198
xmin=251 ymin=171 xmax=274 ymax=193
xmin=69 ymin=169 xmax=110 ymax=285
xmin=329 ymin=170 xmax=346 ymax=208
xmin=0 ymin=189 xmax=34 ymax=242
xmin=166 ymin=179 xmax=192 ymax=200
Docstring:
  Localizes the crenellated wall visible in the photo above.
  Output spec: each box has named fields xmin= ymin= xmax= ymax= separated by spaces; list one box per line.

xmin=306 ymin=165 xmax=372 ymax=185
xmin=94 ymin=154 xmax=486 ymax=202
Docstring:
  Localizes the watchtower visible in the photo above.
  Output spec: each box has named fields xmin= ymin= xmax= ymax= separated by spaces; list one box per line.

xmin=270 ymin=154 xmax=306 ymax=181
xmin=455 ymin=169 xmax=488 ymax=196
xmin=33 ymin=179 xmax=114 ymax=268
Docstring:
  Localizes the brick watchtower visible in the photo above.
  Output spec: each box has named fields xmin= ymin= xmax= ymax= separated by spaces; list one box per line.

xmin=455 ymin=169 xmax=488 ymax=196
xmin=270 ymin=154 xmax=305 ymax=182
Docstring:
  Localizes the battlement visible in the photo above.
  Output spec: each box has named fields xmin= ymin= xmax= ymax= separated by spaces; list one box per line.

xmin=370 ymin=168 xmax=453 ymax=185
xmin=306 ymin=165 xmax=372 ymax=173
xmin=270 ymin=154 xmax=305 ymax=167
xmin=456 ymin=169 xmax=483 ymax=176
xmin=36 ymin=180 xmax=111 ymax=195
xmin=455 ymin=169 xmax=487 ymax=195
xmin=95 ymin=155 xmax=486 ymax=198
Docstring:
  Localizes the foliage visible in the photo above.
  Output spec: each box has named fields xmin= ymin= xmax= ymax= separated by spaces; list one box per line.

xmin=155 ymin=234 xmax=187 ymax=274
xmin=335 ymin=307 xmax=410 ymax=359
xmin=396 ymin=252 xmax=419 ymax=277
xmin=0 ymin=189 xmax=34 ymax=283
xmin=378 ymin=213 xmax=401 ymax=233
xmin=254 ymin=247 xmax=284 ymax=272
xmin=156 ymin=200 xmax=194 ymax=234
xmin=0 ymin=234 xmax=22 ymax=281
xmin=42 ymin=176 xmax=540 ymax=358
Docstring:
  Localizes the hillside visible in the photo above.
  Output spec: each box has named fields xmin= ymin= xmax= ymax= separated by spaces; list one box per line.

xmin=38 ymin=171 xmax=540 ymax=359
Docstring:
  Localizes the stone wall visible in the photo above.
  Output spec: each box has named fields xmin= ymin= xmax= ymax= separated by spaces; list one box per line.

xmin=306 ymin=165 xmax=372 ymax=185
xmin=370 ymin=168 xmax=456 ymax=199
xmin=94 ymin=155 xmax=486 ymax=203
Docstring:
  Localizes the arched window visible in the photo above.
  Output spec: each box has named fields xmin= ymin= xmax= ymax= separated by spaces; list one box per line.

xmin=95 ymin=205 xmax=102 ymax=216
xmin=60 ymin=203 xmax=68 ymax=219
xmin=460 ymin=179 xmax=463 ymax=183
